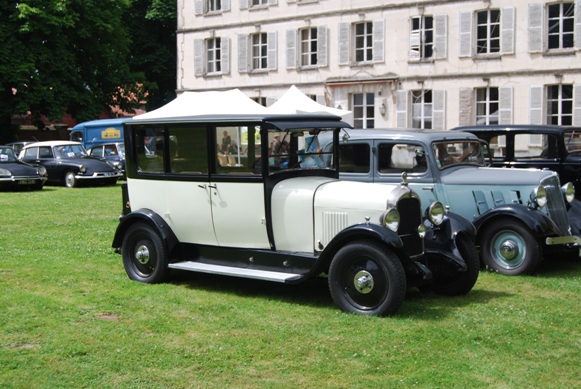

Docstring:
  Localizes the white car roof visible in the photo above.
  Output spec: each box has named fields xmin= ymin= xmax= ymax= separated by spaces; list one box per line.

xmin=21 ymin=140 xmax=83 ymax=149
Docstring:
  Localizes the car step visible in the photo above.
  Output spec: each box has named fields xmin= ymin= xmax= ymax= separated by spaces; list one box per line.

xmin=168 ymin=261 xmax=302 ymax=283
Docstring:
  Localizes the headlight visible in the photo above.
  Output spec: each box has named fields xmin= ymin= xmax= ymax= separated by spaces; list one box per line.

xmin=38 ymin=166 xmax=47 ymax=176
xmin=79 ymin=165 xmax=87 ymax=173
xmin=0 ymin=168 xmax=11 ymax=177
xmin=427 ymin=201 xmax=445 ymax=226
xmin=381 ymin=208 xmax=400 ymax=232
xmin=417 ymin=223 xmax=427 ymax=239
xmin=562 ymin=182 xmax=575 ymax=204
xmin=531 ymin=185 xmax=547 ymax=208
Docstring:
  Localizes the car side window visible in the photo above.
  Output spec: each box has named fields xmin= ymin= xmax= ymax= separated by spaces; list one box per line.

xmin=136 ymin=127 xmax=165 ymax=173
xmin=487 ymin=135 xmax=506 ymax=160
xmin=338 ymin=143 xmax=369 ymax=173
xmin=22 ymin=147 xmax=38 ymax=161
xmin=215 ymin=125 xmax=260 ymax=175
xmin=515 ymin=134 xmax=557 ymax=159
xmin=168 ymin=125 xmax=208 ymax=175
xmin=378 ymin=143 xmax=426 ymax=173
xmin=91 ymin=147 xmax=104 ymax=158
xmin=38 ymin=147 xmax=53 ymax=159
xmin=564 ymin=131 xmax=581 ymax=153
xmin=104 ymin=145 xmax=117 ymax=156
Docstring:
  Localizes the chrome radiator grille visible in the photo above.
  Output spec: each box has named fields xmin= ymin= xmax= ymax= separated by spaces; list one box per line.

xmin=397 ymin=197 xmax=424 ymax=257
xmin=542 ymin=175 xmax=571 ymax=236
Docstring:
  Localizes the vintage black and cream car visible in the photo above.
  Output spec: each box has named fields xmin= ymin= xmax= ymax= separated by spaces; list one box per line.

xmin=320 ymin=129 xmax=581 ymax=276
xmin=0 ymin=145 xmax=47 ymax=190
xmin=112 ymin=114 xmax=479 ymax=316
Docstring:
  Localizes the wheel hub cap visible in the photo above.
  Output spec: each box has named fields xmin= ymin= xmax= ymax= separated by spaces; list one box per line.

xmin=135 ymin=245 xmax=150 ymax=264
xmin=353 ymin=270 xmax=374 ymax=294
xmin=499 ymin=240 xmax=518 ymax=261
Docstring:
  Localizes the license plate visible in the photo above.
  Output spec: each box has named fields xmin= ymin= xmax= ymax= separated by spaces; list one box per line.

xmin=19 ymin=180 xmax=35 ymax=185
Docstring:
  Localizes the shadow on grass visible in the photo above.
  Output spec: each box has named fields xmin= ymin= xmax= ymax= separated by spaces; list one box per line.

xmin=535 ymin=256 xmax=581 ymax=278
xmin=168 ymin=270 xmax=512 ymax=319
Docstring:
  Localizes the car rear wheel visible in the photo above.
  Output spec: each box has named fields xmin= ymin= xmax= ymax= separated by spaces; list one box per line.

xmin=64 ymin=171 xmax=77 ymax=188
xmin=122 ymin=223 xmax=170 ymax=283
xmin=480 ymin=219 xmax=542 ymax=275
xmin=328 ymin=240 xmax=406 ymax=316
xmin=431 ymin=235 xmax=480 ymax=296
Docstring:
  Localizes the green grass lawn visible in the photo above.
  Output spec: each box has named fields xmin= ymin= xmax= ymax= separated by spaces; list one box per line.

xmin=1 ymin=184 xmax=580 ymax=388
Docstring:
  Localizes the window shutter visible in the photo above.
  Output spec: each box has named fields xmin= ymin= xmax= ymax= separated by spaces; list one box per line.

xmin=434 ymin=14 xmax=448 ymax=59
xmin=240 ymin=0 xmax=248 ymax=10
xmin=238 ymin=34 xmax=248 ymax=73
xmin=194 ymin=0 xmax=204 ymax=15
xmin=223 ymin=0 xmax=231 ymax=12
xmin=269 ymin=0 xmax=278 ymax=5
xmin=409 ymin=27 xmax=421 ymax=60
xmin=459 ymin=11 xmax=472 ymax=57
xmin=458 ymin=88 xmax=473 ymax=126
xmin=194 ymin=39 xmax=205 ymax=76
xmin=529 ymin=85 xmax=543 ymax=125
xmin=338 ymin=23 xmax=350 ymax=65
xmin=574 ymin=84 xmax=581 ymax=126
xmin=287 ymin=0 xmax=297 ymax=3
xmin=433 ymin=90 xmax=446 ymax=130
xmin=396 ymin=90 xmax=409 ymax=128
xmin=317 ymin=26 xmax=328 ymax=67
xmin=576 ymin=0 xmax=581 ymax=49
xmin=528 ymin=4 xmax=543 ymax=53
xmin=372 ymin=20 xmax=385 ymax=63
xmin=286 ymin=29 xmax=297 ymax=69
xmin=499 ymin=87 xmax=513 ymax=124
xmin=316 ymin=95 xmax=325 ymax=105
xmin=501 ymin=7 xmax=515 ymax=54
xmin=267 ymin=31 xmax=278 ymax=70
xmin=221 ymin=37 xmax=230 ymax=75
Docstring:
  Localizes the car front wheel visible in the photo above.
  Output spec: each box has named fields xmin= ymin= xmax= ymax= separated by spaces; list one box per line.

xmin=328 ymin=240 xmax=406 ymax=316
xmin=122 ymin=223 xmax=170 ymax=283
xmin=64 ymin=171 xmax=77 ymax=188
xmin=480 ymin=219 xmax=542 ymax=275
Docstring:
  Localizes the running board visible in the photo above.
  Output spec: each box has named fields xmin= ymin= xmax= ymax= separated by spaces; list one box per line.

xmin=168 ymin=261 xmax=302 ymax=283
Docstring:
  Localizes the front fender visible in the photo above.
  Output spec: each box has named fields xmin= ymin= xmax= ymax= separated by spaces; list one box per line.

xmin=111 ymin=208 xmax=179 ymax=255
xmin=473 ymin=204 xmax=560 ymax=238
xmin=322 ymin=223 xmax=403 ymax=255
xmin=567 ymin=199 xmax=581 ymax=235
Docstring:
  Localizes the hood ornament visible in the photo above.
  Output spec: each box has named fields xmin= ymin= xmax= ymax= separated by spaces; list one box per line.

xmin=400 ymin=172 xmax=408 ymax=187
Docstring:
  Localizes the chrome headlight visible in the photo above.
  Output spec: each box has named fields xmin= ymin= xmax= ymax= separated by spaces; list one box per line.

xmin=531 ymin=185 xmax=547 ymax=208
xmin=427 ymin=201 xmax=445 ymax=226
xmin=381 ymin=208 xmax=400 ymax=232
xmin=562 ymin=182 xmax=575 ymax=204
xmin=79 ymin=165 xmax=87 ymax=173
xmin=0 ymin=168 xmax=11 ymax=177
xmin=417 ymin=223 xmax=427 ymax=239
xmin=38 ymin=166 xmax=47 ymax=176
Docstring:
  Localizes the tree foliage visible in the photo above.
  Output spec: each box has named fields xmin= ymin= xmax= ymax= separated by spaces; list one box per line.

xmin=0 ymin=0 xmax=177 ymax=143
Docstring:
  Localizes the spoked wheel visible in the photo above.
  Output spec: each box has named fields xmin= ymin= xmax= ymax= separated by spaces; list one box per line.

xmin=480 ymin=219 xmax=542 ymax=275
xmin=328 ymin=240 xmax=406 ymax=316
xmin=64 ymin=171 xmax=77 ymax=188
xmin=431 ymin=235 xmax=480 ymax=296
xmin=122 ymin=223 xmax=170 ymax=283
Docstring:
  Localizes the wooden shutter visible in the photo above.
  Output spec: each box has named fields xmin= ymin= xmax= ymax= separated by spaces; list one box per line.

xmin=223 ymin=0 xmax=231 ymax=12
xmin=433 ymin=90 xmax=446 ymax=130
xmin=238 ymin=34 xmax=248 ymax=73
xmin=240 ymin=0 xmax=248 ymax=10
xmin=576 ymin=0 xmax=581 ymax=49
xmin=528 ymin=4 xmax=543 ymax=53
xmin=221 ymin=37 xmax=230 ymax=75
xmin=501 ymin=7 xmax=515 ymax=54
xmin=499 ymin=87 xmax=513 ymax=124
xmin=373 ymin=20 xmax=385 ymax=63
xmin=286 ymin=29 xmax=297 ymax=69
xmin=396 ymin=90 xmax=409 ymax=128
xmin=529 ymin=85 xmax=543 ymax=125
xmin=317 ymin=26 xmax=328 ymax=67
xmin=458 ymin=88 xmax=473 ymax=126
xmin=338 ymin=23 xmax=350 ymax=65
xmin=459 ymin=11 xmax=472 ymax=57
xmin=574 ymin=85 xmax=581 ymax=126
xmin=194 ymin=39 xmax=205 ymax=76
xmin=267 ymin=31 xmax=277 ymax=70
xmin=194 ymin=0 xmax=204 ymax=15
xmin=434 ymin=14 xmax=448 ymax=59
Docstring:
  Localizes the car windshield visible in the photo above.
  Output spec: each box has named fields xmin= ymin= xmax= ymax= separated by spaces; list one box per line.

xmin=0 ymin=147 xmax=17 ymax=162
xmin=267 ymin=128 xmax=335 ymax=174
xmin=117 ymin=143 xmax=125 ymax=158
xmin=432 ymin=140 xmax=484 ymax=169
xmin=54 ymin=144 xmax=87 ymax=159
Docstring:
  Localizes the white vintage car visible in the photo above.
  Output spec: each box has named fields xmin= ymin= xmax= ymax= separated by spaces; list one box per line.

xmin=112 ymin=114 xmax=479 ymax=316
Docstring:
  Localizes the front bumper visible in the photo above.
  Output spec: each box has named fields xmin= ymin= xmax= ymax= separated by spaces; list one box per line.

xmin=76 ymin=171 xmax=122 ymax=180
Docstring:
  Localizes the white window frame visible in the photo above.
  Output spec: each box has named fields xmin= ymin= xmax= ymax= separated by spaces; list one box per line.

xmin=411 ymin=90 xmax=433 ymax=129
xmin=300 ymin=27 xmax=318 ymax=67
xmin=410 ymin=15 xmax=434 ymax=60
xmin=547 ymin=2 xmax=575 ymax=50
xmin=354 ymin=22 xmax=373 ymax=63
xmin=460 ymin=7 xmax=514 ymax=57
xmin=476 ymin=87 xmax=500 ymax=125
xmin=353 ymin=93 xmax=375 ymax=129
xmin=547 ymin=84 xmax=574 ymax=125
xmin=251 ymin=32 xmax=268 ymax=70
xmin=206 ymin=37 xmax=221 ymax=74
xmin=207 ymin=0 xmax=222 ymax=12
xmin=476 ymin=9 xmax=501 ymax=55
xmin=194 ymin=37 xmax=230 ymax=77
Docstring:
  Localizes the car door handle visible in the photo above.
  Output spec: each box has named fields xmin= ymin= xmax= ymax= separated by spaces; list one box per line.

xmin=208 ymin=184 xmax=217 ymax=189
xmin=422 ymin=187 xmax=433 ymax=191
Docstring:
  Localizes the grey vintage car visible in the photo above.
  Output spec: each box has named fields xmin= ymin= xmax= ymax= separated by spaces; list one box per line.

xmin=320 ymin=129 xmax=581 ymax=275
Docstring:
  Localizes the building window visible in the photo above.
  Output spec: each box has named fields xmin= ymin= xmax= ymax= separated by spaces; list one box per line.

xmin=353 ymin=93 xmax=375 ymax=129
xmin=412 ymin=90 xmax=433 ymax=129
xmin=300 ymin=27 xmax=318 ymax=66
xmin=207 ymin=0 xmax=221 ymax=12
xmin=410 ymin=16 xmax=433 ymax=59
xmin=251 ymin=0 xmax=268 ymax=6
xmin=206 ymin=38 xmax=221 ymax=74
xmin=252 ymin=33 xmax=268 ymax=70
xmin=476 ymin=87 xmax=499 ymax=125
xmin=476 ymin=9 xmax=500 ymax=54
xmin=548 ymin=2 xmax=575 ymax=50
xmin=252 ymin=97 xmax=267 ymax=106
xmin=547 ymin=84 xmax=573 ymax=125
xmin=354 ymin=22 xmax=373 ymax=63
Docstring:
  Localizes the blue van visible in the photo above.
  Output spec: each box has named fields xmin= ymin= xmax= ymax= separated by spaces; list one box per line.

xmin=70 ymin=118 xmax=131 ymax=150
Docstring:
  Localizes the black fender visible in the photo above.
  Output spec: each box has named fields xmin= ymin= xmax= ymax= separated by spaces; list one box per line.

xmin=111 ymin=208 xmax=180 ymax=256
xmin=472 ymin=204 xmax=560 ymax=239
xmin=423 ymin=213 xmax=476 ymax=273
xmin=567 ymin=199 xmax=581 ymax=235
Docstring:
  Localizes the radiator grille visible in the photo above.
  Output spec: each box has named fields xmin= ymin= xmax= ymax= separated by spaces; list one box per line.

xmin=397 ymin=197 xmax=424 ymax=257
xmin=542 ymin=175 xmax=571 ymax=235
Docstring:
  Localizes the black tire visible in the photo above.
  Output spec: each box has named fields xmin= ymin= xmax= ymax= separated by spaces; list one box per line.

xmin=64 ymin=171 xmax=77 ymax=188
xmin=122 ymin=223 xmax=170 ymax=283
xmin=432 ymin=235 xmax=480 ymax=296
xmin=480 ymin=219 xmax=542 ymax=275
xmin=328 ymin=240 xmax=406 ymax=316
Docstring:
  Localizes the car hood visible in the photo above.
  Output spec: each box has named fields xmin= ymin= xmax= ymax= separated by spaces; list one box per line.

xmin=0 ymin=161 xmax=40 ymax=175
xmin=58 ymin=157 xmax=116 ymax=171
xmin=440 ymin=166 xmax=555 ymax=186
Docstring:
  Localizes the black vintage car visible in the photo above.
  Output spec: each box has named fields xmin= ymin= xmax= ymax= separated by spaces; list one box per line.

xmin=0 ymin=145 xmax=47 ymax=190
xmin=18 ymin=141 xmax=123 ymax=188
xmin=453 ymin=125 xmax=581 ymax=199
